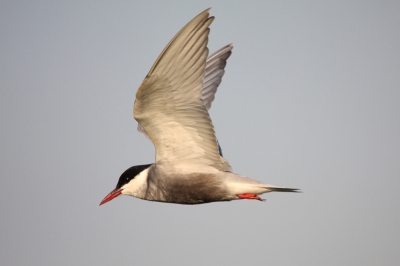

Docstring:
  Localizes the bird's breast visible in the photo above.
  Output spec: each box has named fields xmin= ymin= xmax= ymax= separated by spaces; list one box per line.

xmin=146 ymin=172 xmax=229 ymax=204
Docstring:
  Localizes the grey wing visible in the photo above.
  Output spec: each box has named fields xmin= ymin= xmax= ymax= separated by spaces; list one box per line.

xmin=203 ymin=44 xmax=233 ymax=158
xmin=134 ymin=9 xmax=230 ymax=173
xmin=202 ymin=44 xmax=233 ymax=110
xmin=137 ymin=44 xmax=233 ymax=141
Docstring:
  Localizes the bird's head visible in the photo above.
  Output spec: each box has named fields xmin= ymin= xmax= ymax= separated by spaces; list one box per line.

xmin=99 ymin=164 xmax=153 ymax=205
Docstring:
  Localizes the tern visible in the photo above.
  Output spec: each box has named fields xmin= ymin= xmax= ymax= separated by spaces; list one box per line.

xmin=100 ymin=9 xmax=300 ymax=205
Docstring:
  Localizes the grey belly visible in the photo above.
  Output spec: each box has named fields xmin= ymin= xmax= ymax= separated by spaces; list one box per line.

xmin=146 ymin=174 xmax=229 ymax=204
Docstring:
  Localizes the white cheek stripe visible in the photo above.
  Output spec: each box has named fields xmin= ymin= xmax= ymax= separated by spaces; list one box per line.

xmin=121 ymin=168 xmax=149 ymax=197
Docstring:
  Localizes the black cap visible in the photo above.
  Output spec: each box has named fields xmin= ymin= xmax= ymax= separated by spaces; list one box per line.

xmin=115 ymin=164 xmax=153 ymax=190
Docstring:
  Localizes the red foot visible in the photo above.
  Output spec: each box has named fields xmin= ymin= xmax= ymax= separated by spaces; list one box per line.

xmin=237 ymin=193 xmax=265 ymax=201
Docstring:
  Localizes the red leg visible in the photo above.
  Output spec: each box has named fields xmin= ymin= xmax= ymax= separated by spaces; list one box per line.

xmin=237 ymin=193 xmax=265 ymax=201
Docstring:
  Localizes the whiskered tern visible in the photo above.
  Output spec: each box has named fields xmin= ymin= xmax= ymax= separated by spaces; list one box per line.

xmin=100 ymin=9 xmax=300 ymax=205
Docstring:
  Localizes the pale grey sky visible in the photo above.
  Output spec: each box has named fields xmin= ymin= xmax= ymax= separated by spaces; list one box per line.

xmin=1 ymin=1 xmax=399 ymax=265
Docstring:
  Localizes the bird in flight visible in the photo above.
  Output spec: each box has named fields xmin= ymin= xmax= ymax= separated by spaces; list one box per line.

xmin=100 ymin=8 xmax=300 ymax=205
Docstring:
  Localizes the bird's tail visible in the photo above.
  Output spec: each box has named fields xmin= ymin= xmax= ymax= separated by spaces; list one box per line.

xmin=267 ymin=187 xmax=301 ymax=193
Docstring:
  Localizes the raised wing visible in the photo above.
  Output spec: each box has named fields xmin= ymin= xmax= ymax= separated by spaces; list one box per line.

xmin=135 ymin=12 xmax=233 ymax=170
xmin=137 ymin=44 xmax=233 ymax=141
xmin=134 ymin=9 xmax=228 ymax=172
xmin=202 ymin=44 xmax=232 ymax=110
xmin=136 ymin=44 xmax=232 ymax=163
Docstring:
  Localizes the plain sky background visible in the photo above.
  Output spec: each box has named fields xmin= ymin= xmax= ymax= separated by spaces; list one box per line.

xmin=1 ymin=1 xmax=399 ymax=265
